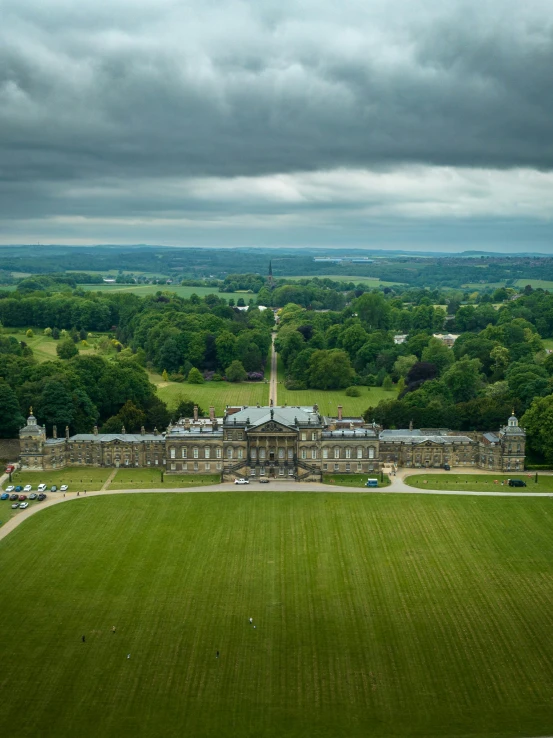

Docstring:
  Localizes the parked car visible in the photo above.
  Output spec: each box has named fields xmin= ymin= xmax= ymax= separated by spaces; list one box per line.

xmin=1 ymin=492 xmax=9 ymax=500
xmin=50 ymin=485 xmax=58 ymax=492
xmin=10 ymin=493 xmax=18 ymax=501
xmin=23 ymin=484 xmax=32 ymax=492
xmin=20 ymin=502 xmax=29 ymax=509
xmin=6 ymin=485 xmax=14 ymax=493
xmin=259 ymin=478 xmax=270 ymax=484
xmin=234 ymin=478 xmax=250 ymax=485
xmin=5 ymin=464 xmax=15 ymax=473
xmin=37 ymin=483 xmax=47 ymax=493
xmin=29 ymin=492 xmax=38 ymax=500
xmin=19 ymin=494 xmax=27 ymax=501
xmin=443 ymin=464 xmax=451 ymax=471
xmin=15 ymin=486 xmax=22 ymax=492
xmin=366 ymin=478 xmax=379 ymax=488
xmin=11 ymin=502 xmax=19 ymax=509
xmin=60 ymin=485 xmax=68 ymax=492
xmin=37 ymin=493 xmax=47 ymax=501
xmin=508 ymin=479 xmax=527 ymax=487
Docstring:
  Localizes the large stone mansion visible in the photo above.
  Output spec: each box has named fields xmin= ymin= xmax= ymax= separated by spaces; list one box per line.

xmin=19 ymin=404 xmax=526 ymax=481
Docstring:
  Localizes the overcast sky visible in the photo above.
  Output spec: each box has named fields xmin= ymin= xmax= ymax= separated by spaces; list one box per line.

xmin=1 ymin=0 xmax=552 ymax=251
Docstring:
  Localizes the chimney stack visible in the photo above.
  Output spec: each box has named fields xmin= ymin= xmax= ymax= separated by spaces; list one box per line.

xmin=409 ymin=419 xmax=413 ymax=432
xmin=65 ymin=426 xmax=70 ymax=440
xmin=338 ymin=405 xmax=343 ymax=421
xmin=53 ymin=425 xmax=57 ymax=439
xmin=209 ymin=406 xmax=215 ymax=421
xmin=193 ymin=405 xmax=199 ymax=422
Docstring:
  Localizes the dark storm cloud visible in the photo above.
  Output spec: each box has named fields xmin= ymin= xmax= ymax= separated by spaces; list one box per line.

xmin=0 ymin=0 xmax=552 ymax=246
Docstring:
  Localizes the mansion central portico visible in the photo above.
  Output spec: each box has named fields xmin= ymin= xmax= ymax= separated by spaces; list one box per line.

xmin=19 ymin=405 xmax=525 ymax=479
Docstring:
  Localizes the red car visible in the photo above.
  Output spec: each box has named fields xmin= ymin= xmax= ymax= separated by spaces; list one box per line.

xmin=5 ymin=465 xmax=15 ymax=473
xmin=18 ymin=494 xmax=27 ymax=501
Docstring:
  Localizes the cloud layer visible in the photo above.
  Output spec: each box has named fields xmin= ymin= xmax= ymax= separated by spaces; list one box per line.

xmin=1 ymin=0 xmax=552 ymax=248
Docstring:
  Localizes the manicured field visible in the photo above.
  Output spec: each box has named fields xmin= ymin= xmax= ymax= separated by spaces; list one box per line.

xmin=515 ymin=279 xmax=553 ymax=290
xmin=322 ymin=473 xmax=391 ymax=488
xmin=5 ymin=467 xmax=112 ymax=492
xmin=81 ymin=283 xmax=245 ymax=300
xmin=2 ymin=493 xmax=553 ymax=736
xmin=4 ymin=328 xmax=101 ymax=363
xmin=404 ymin=472 xmax=546 ymax=492
xmin=109 ymin=469 xmax=219 ymax=489
xmin=152 ymin=374 xmax=270 ymax=414
xmin=277 ymin=359 xmax=397 ymax=416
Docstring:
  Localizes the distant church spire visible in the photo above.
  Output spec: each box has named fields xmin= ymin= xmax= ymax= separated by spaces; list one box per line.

xmin=267 ymin=260 xmax=274 ymax=288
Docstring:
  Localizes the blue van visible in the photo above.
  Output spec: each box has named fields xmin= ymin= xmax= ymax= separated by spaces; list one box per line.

xmin=365 ymin=478 xmax=379 ymax=488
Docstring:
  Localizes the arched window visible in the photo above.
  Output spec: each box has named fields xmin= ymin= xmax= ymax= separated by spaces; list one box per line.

xmin=334 ymin=447 xmax=340 ymax=459
xmin=170 ymin=447 xmax=176 ymax=459
xmin=345 ymin=448 xmax=351 ymax=459
xmin=193 ymin=447 xmax=199 ymax=459
xmin=204 ymin=447 xmax=210 ymax=459
xmin=368 ymin=447 xmax=375 ymax=459
xmin=357 ymin=447 xmax=363 ymax=459
xmin=227 ymin=447 xmax=233 ymax=459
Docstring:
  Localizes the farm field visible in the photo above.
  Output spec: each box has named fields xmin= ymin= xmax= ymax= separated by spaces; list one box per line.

xmin=285 ymin=275 xmax=402 ymax=287
xmin=108 ymin=469 xmax=219 ymax=489
xmin=515 ymin=279 xmax=553 ymax=290
xmin=404 ymin=472 xmax=548 ymax=492
xmin=2 ymin=493 xmax=553 ymax=736
xmin=151 ymin=373 xmax=270 ymax=414
xmin=81 ymin=283 xmax=245 ymax=300
xmin=322 ymin=473 xmax=391 ymax=488
xmin=277 ymin=359 xmax=397 ymax=416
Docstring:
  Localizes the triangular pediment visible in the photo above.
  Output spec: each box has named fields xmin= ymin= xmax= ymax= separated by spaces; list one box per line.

xmin=248 ymin=420 xmax=296 ymax=434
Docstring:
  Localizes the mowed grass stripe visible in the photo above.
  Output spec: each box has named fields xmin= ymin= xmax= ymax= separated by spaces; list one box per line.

xmin=2 ymin=494 xmax=553 ymax=736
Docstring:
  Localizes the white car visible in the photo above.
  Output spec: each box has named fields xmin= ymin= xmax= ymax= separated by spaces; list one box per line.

xmin=20 ymin=502 xmax=29 ymax=509
xmin=23 ymin=484 xmax=32 ymax=492
xmin=60 ymin=485 xmax=68 ymax=492
xmin=234 ymin=478 xmax=250 ymax=485
xmin=6 ymin=485 xmax=14 ymax=493
xmin=11 ymin=502 xmax=19 ymax=509
xmin=37 ymin=483 xmax=47 ymax=493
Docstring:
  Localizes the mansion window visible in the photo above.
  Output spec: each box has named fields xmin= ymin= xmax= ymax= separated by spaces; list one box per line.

xmin=301 ymin=449 xmax=307 ymax=459
xmin=288 ymin=468 xmax=294 ymax=476
xmin=311 ymin=432 xmax=317 ymax=441
xmin=194 ymin=462 xmax=199 ymax=471
xmin=334 ymin=463 xmax=339 ymax=471
xmin=346 ymin=464 xmax=350 ymax=472
xmin=323 ymin=448 xmax=328 ymax=459
xmin=288 ymin=448 xmax=293 ymax=459
xmin=323 ymin=463 xmax=328 ymax=471
xmin=216 ymin=448 xmax=222 ymax=459
xmin=259 ymin=449 xmax=266 ymax=459
xmin=216 ymin=462 xmax=222 ymax=471
xmin=205 ymin=447 xmax=210 ymax=459
xmin=357 ymin=462 xmax=362 ymax=471
xmin=251 ymin=449 xmax=257 ymax=460
xmin=205 ymin=463 xmax=210 ymax=471
xmin=171 ymin=463 xmax=176 ymax=471
xmin=238 ymin=448 xmax=244 ymax=459
xmin=227 ymin=448 xmax=233 ymax=459
xmin=193 ymin=447 xmax=199 ymax=459
xmin=170 ymin=448 xmax=176 ymax=459
xmin=368 ymin=447 xmax=375 ymax=459
xmin=311 ymin=449 xmax=317 ymax=459
xmin=301 ymin=432 xmax=307 ymax=441
xmin=279 ymin=467 xmax=285 ymax=476
xmin=278 ymin=448 xmax=285 ymax=459
xmin=357 ymin=447 xmax=363 ymax=459
xmin=334 ymin=448 xmax=340 ymax=459
xmin=345 ymin=448 xmax=351 ymax=459
xmin=182 ymin=448 xmax=187 ymax=458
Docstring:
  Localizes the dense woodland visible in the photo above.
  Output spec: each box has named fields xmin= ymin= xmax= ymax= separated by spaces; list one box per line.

xmin=3 ymin=268 xmax=553 ymax=462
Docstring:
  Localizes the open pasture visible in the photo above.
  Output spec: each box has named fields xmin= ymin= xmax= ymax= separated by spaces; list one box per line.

xmin=2 ymin=493 xmax=553 ymax=737
xmin=404 ymin=472 xmax=548 ymax=492
xmin=81 ymin=283 xmax=244 ymax=300
xmin=4 ymin=328 xmax=108 ymax=363
xmin=152 ymin=373 xmax=270 ymax=414
xmin=284 ymin=275 xmax=402 ymax=287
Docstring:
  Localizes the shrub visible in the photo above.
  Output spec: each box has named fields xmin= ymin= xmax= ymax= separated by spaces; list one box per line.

xmin=285 ymin=379 xmax=307 ymax=390
xmin=212 ymin=373 xmax=223 ymax=382
xmin=187 ymin=367 xmax=205 ymax=384
xmin=169 ymin=373 xmax=185 ymax=383
xmin=43 ymin=327 xmax=52 ymax=337
xmin=25 ymin=329 xmax=33 ymax=338
xmin=345 ymin=386 xmax=362 ymax=397
xmin=225 ymin=360 xmax=247 ymax=383
xmin=56 ymin=338 xmax=78 ymax=360
xmin=247 ymin=372 xmax=264 ymax=381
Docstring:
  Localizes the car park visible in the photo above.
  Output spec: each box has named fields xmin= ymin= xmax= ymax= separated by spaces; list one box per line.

xmin=29 ymin=492 xmax=38 ymax=500
xmin=19 ymin=494 xmax=27 ymax=501
xmin=234 ymin=478 xmax=250 ymax=485
xmin=37 ymin=493 xmax=47 ymax=501
xmin=11 ymin=502 xmax=19 ymax=509
xmin=37 ymin=483 xmax=47 ymax=493
xmin=10 ymin=493 xmax=19 ymax=501
xmin=50 ymin=485 xmax=58 ymax=492
xmin=20 ymin=502 xmax=29 ymax=509
xmin=23 ymin=484 xmax=32 ymax=493
xmin=1 ymin=492 xmax=9 ymax=500
xmin=60 ymin=485 xmax=68 ymax=492
xmin=6 ymin=485 xmax=14 ymax=493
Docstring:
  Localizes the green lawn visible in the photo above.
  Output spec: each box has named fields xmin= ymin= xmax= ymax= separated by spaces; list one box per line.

xmin=276 ymin=358 xmax=397 ymax=416
xmin=322 ymin=473 xmax=391 ymax=488
xmin=2 ymin=493 xmax=553 ymax=736
xmin=109 ymin=469 xmax=220 ymax=489
xmin=6 ymin=468 xmax=112 ymax=492
xmin=152 ymin=373 xmax=270 ymax=414
xmin=4 ymin=328 xmax=108 ymax=363
xmin=81 ymin=283 xmax=246 ymax=300
xmin=515 ymin=279 xmax=553 ymax=290
xmin=404 ymin=472 xmax=546 ymax=492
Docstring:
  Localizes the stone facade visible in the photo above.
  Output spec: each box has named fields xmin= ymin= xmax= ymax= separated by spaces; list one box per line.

xmin=19 ymin=406 xmax=526 ymax=480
